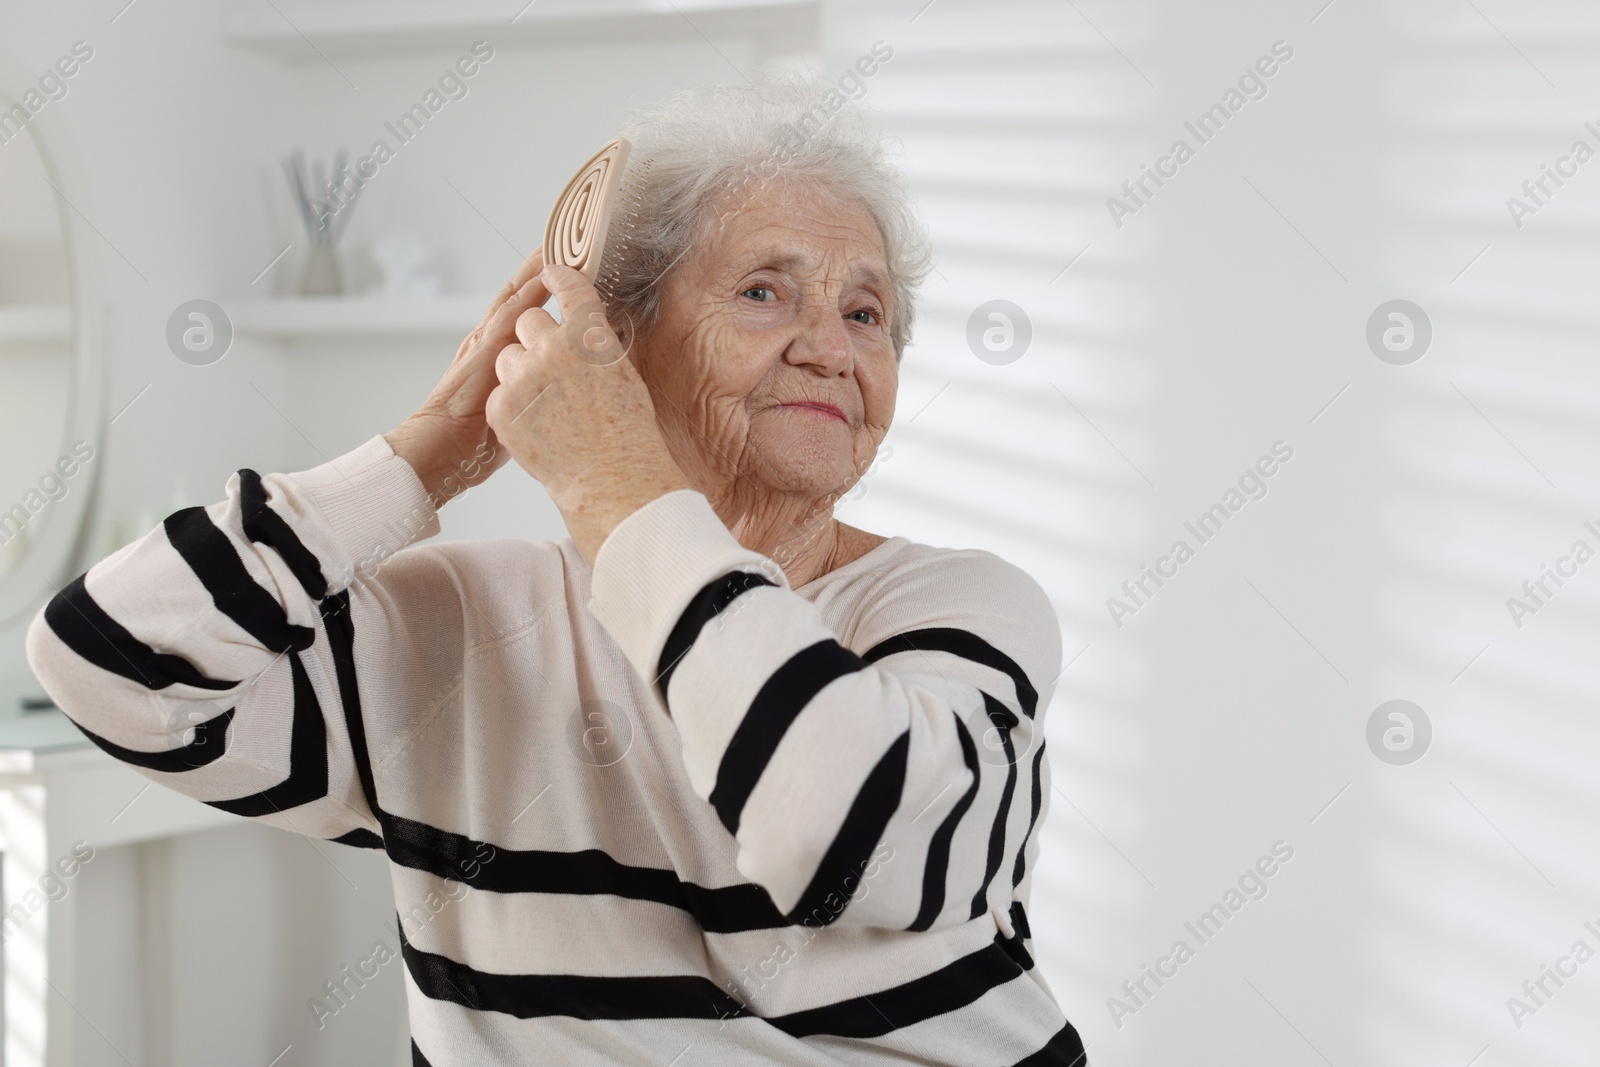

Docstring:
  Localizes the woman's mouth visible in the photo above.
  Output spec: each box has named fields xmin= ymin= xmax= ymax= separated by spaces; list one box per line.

xmin=779 ymin=401 xmax=847 ymax=423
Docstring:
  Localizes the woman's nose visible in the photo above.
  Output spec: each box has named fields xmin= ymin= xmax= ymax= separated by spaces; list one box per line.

xmin=784 ymin=305 xmax=853 ymax=373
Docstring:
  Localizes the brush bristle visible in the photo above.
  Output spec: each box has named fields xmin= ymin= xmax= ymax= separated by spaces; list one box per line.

xmin=595 ymin=156 xmax=652 ymax=305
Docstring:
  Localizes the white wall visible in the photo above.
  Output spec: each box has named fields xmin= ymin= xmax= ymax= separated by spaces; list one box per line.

xmin=824 ymin=0 xmax=1600 ymax=1063
xmin=3 ymin=0 xmax=1599 ymax=1063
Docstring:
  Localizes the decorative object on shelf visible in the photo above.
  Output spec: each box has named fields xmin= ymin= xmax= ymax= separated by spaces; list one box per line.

xmin=371 ymin=231 xmax=442 ymax=299
xmin=283 ymin=149 xmax=362 ymax=295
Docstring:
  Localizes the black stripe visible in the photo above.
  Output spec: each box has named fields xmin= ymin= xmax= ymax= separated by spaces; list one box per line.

xmin=970 ymin=693 xmax=1018 ymax=921
xmin=862 ymin=626 xmax=1039 ymax=718
xmin=655 ymin=570 xmax=777 ymax=697
xmin=411 ymin=1039 xmax=433 ymax=1067
xmin=998 ymin=915 xmax=1034 ymax=971
xmin=709 ymin=639 xmax=865 ymax=835
xmin=382 ymin=810 xmax=789 ymax=933
xmin=769 ymin=934 xmax=1023 ymax=1038
xmin=1010 ymin=900 xmax=1032 ymax=941
xmin=399 ymin=921 xmax=747 ymax=1022
xmin=43 ymin=575 xmax=238 ymax=691
xmin=71 ymin=707 xmax=234 ymax=773
xmin=321 ymin=588 xmax=790 ymax=932
xmin=680 ymin=879 xmax=790 ymax=934
xmin=1012 ymin=1020 xmax=1088 ymax=1067
xmin=239 ymin=468 xmax=328 ymax=599
xmin=202 ymin=652 xmax=329 ymax=817
xmin=329 ymin=828 xmax=385 ymax=850
xmin=784 ymin=730 xmax=909 ymax=927
xmin=1002 ymin=900 xmax=1037 ymax=971
xmin=164 ymin=507 xmax=316 ymax=655
xmin=908 ymin=711 xmax=981 ymax=931
xmin=320 ymin=591 xmax=382 ymax=825
xmin=1012 ymin=740 xmax=1047 ymax=888
xmin=401 ymin=921 xmax=1027 ymax=1038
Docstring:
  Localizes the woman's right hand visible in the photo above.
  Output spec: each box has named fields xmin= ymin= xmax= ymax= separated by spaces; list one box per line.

xmin=385 ymin=247 xmax=553 ymax=507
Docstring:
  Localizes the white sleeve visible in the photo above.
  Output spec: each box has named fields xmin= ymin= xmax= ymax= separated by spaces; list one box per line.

xmin=25 ymin=434 xmax=441 ymax=845
xmin=587 ymin=489 xmax=1061 ymax=933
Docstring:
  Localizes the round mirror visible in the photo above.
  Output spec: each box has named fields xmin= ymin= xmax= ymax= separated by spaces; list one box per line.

xmin=0 ymin=86 xmax=104 ymax=632
xmin=0 ymin=118 xmax=74 ymax=579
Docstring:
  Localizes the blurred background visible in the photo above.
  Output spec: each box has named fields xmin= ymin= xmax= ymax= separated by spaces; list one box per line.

xmin=1 ymin=0 xmax=1598 ymax=1063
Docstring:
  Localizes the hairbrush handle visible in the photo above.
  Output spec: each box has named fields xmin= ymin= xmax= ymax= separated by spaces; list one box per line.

xmin=543 ymin=137 xmax=632 ymax=283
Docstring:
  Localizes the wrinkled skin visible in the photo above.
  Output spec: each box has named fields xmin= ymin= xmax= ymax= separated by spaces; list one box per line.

xmin=388 ymin=180 xmax=898 ymax=587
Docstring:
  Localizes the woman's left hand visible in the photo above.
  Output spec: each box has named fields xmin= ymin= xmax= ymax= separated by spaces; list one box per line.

xmin=486 ymin=263 xmax=692 ymax=565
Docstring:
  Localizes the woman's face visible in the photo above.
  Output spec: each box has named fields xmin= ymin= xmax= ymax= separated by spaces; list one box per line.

xmin=627 ymin=182 xmax=898 ymax=509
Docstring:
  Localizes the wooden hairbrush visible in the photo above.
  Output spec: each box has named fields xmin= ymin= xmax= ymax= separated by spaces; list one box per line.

xmin=543 ymin=136 xmax=636 ymax=285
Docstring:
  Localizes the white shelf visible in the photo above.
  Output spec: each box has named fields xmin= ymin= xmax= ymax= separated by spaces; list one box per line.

xmin=0 ymin=707 xmax=90 ymax=761
xmin=226 ymin=0 xmax=819 ymax=63
xmin=229 ymin=295 xmax=484 ymax=340
xmin=0 ymin=304 xmax=71 ymax=345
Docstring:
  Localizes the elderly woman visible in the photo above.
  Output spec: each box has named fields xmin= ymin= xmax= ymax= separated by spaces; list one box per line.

xmin=27 ymin=76 xmax=1083 ymax=1065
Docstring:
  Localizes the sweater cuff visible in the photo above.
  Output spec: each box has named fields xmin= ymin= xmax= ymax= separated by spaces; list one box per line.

xmin=588 ymin=489 xmax=781 ymax=683
xmin=284 ymin=433 xmax=441 ymax=590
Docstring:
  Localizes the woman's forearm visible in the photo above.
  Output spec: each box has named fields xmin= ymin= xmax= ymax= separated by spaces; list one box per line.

xmin=25 ymin=434 xmax=439 ymax=837
xmin=385 ymin=417 xmax=504 ymax=511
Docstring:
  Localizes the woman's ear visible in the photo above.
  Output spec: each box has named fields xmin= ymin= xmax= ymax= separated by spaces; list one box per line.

xmin=620 ymin=320 xmax=649 ymax=375
xmin=597 ymin=299 xmax=641 ymax=368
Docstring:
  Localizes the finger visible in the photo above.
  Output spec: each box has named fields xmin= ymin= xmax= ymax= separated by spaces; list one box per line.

xmin=456 ymin=272 xmax=551 ymax=368
xmin=484 ymin=383 xmax=509 ymax=435
xmin=483 ymin=246 xmax=546 ymax=321
xmin=494 ymin=341 xmax=526 ymax=384
xmin=454 ymin=250 xmax=551 ymax=367
xmin=539 ymin=263 xmax=609 ymax=332
xmin=479 ymin=425 xmax=509 ymax=476
xmin=514 ymin=307 xmax=558 ymax=348
xmin=488 ymin=274 xmax=553 ymax=346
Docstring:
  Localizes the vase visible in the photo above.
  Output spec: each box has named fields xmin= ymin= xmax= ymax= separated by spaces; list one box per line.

xmin=300 ymin=244 xmax=343 ymax=296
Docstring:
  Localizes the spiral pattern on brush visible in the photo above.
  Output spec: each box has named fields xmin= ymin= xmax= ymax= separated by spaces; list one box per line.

xmin=543 ymin=138 xmax=630 ymax=279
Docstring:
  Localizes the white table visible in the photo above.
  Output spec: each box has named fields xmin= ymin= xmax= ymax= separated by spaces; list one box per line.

xmin=0 ymin=709 xmax=237 ymax=1067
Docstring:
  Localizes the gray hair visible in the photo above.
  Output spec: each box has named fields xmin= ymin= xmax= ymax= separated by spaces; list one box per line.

xmin=594 ymin=70 xmax=933 ymax=361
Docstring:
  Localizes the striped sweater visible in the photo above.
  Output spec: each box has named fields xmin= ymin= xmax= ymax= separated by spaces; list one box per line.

xmin=26 ymin=433 xmax=1085 ymax=1066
